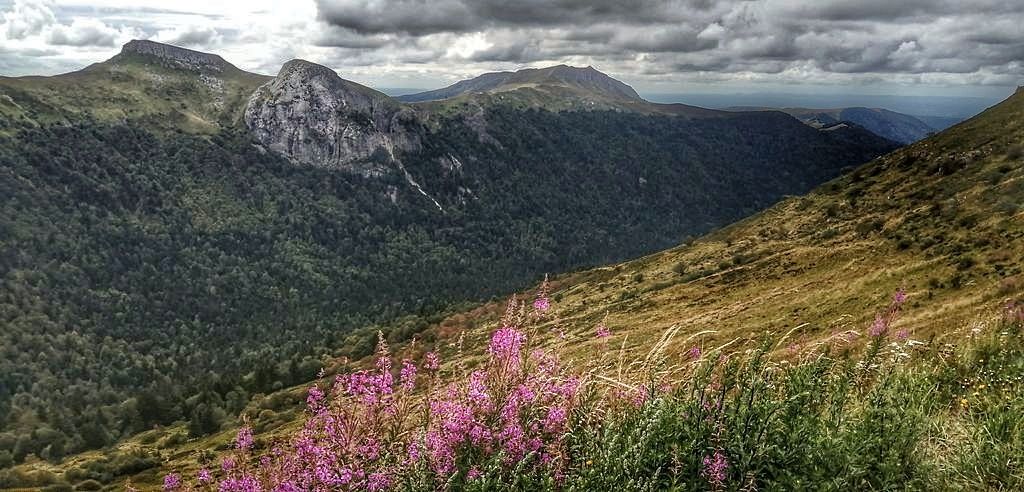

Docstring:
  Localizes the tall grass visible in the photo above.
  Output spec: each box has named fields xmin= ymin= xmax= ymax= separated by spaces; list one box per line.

xmin=159 ymin=294 xmax=1024 ymax=491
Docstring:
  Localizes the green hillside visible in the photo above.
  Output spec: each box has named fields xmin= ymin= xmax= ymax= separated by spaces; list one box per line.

xmin=0 ymin=41 xmax=269 ymax=135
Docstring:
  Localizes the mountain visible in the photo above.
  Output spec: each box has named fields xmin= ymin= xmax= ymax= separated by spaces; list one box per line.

xmin=914 ymin=114 xmax=964 ymax=131
xmin=0 ymin=39 xmax=270 ymax=134
xmin=728 ymin=106 xmax=937 ymax=144
xmin=397 ymin=64 xmax=642 ymax=103
xmin=244 ymin=59 xmax=421 ymax=173
xmin=0 ymin=40 xmax=899 ymax=480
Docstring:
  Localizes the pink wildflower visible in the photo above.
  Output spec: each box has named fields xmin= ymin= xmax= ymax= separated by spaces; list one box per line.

xmin=219 ymin=475 xmax=260 ymax=492
xmin=400 ymin=359 xmax=417 ymax=391
xmin=468 ymin=370 xmax=490 ymax=407
xmin=162 ymin=473 xmax=180 ymax=491
xmin=306 ymin=385 xmax=324 ymax=410
xmin=489 ymin=326 xmax=526 ymax=361
xmin=896 ymin=328 xmax=910 ymax=340
xmin=235 ymin=425 xmax=254 ymax=451
xmin=467 ymin=466 xmax=483 ymax=480
xmin=544 ymin=406 xmax=568 ymax=433
xmin=595 ymin=323 xmax=611 ymax=338
xmin=701 ymin=450 xmax=729 ymax=488
xmin=221 ymin=456 xmax=236 ymax=472
xmin=367 ymin=472 xmax=390 ymax=491
xmin=533 ymin=296 xmax=550 ymax=312
xmin=424 ymin=351 xmax=440 ymax=370
xmin=197 ymin=468 xmax=211 ymax=484
xmin=687 ymin=346 xmax=702 ymax=359
xmin=893 ymin=288 xmax=908 ymax=305
xmin=869 ymin=315 xmax=887 ymax=337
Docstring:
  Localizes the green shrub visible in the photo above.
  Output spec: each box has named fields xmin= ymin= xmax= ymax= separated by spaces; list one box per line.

xmin=74 ymin=480 xmax=104 ymax=491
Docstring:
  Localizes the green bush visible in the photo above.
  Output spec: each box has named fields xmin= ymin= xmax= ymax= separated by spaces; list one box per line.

xmin=74 ymin=479 xmax=104 ymax=491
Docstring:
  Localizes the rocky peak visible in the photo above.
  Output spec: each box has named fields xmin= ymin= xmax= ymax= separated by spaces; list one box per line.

xmin=118 ymin=39 xmax=232 ymax=72
xmin=244 ymin=59 xmax=422 ymax=172
xmin=277 ymin=59 xmax=342 ymax=82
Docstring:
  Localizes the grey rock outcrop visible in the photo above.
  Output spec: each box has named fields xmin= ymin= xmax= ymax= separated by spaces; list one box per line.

xmin=119 ymin=39 xmax=232 ymax=73
xmin=244 ymin=59 xmax=422 ymax=172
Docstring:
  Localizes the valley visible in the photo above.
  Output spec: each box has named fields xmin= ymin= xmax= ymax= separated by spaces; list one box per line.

xmin=0 ymin=2 xmax=1021 ymax=485
xmin=0 ymin=40 xmax=904 ymax=489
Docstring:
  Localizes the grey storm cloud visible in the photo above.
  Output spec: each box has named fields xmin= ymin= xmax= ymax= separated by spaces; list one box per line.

xmin=311 ymin=0 xmax=1024 ymax=84
xmin=1 ymin=0 xmax=1020 ymax=90
xmin=315 ymin=0 xmax=693 ymax=35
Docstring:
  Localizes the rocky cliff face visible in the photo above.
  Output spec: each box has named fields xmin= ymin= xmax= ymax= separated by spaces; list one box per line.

xmin=119 ymin=39 xmax=233 ymax=73
xmin=244 ymin=60 xmax=422 ymax=173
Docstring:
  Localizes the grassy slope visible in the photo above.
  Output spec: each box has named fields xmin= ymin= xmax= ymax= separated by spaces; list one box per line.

xmin=0 ymin=55 xmax=270 ymax=135
xmin=527 ymin=87 xmax=1024 ymax=361
xmin=397 ymin=87 xmax=1024 ymax=374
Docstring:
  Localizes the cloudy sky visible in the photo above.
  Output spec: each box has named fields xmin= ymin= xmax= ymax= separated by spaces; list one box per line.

xmin=1 ymin=0 xmax=1021 ymax=99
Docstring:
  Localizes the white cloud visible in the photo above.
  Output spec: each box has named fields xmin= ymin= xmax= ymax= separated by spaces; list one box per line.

xmin=3 ymin=0 xmax=56 ymax=39
xmin=46 ymin=17 xmax=121 ymax=46
xmin=0 ymin=0 xmax=1019 ymax=98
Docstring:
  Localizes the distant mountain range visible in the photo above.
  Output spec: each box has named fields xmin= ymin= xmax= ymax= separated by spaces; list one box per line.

xmin=726 ymin=106 xmax=939 ymax=144
xmin=0 ymin=40 xmax=898 ymax=476
xmin=396 ymin=71 xmax=959 ymax=144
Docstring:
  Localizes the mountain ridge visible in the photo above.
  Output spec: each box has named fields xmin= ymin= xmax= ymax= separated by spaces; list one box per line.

xmin=397 ymin=64 xmax=643 ymax=103
xmin=114 ymin=39 xmax=237 ymax=73
xmin=728 ymin=105 xmax=937 ymax=144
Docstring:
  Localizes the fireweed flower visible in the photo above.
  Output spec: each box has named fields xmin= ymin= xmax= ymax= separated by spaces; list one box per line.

xmin=702 ymin=450 xmax=729 ymax=488
xmin=181 ymin=295 xmax=588 ymax=490
xmin=162 ymin=473 xmax=180 ymax=491
xmin=235 ymin=425 xmax=254 ymax=451
xmin=400 ymin=359 xmax=417 ymax=391
xmin=367 ymin=472 xmax=391 ymax=491
xmin=306 ymin=385 xmax=324 ymax=410
xmin=869 ymin=315 xmax=888 ymax=337
xmin=219 ymin=475 xmax=261 ymax=492
xmin=489 ymin=326 xmax=526 ymax=361
xmin=425 ymin=351 xmax=440 ymax=370
xmin=896 ymin=328 xmax=910 ymax=340
xmin=544 ymin=406 xmax=568 ymax=433
xmin=468 ymin=370 xmax=491 ymax=407
xmin=595 ymin=323 xmax=611 ymax=338
xmin=197 ymin=468 xmax=211 ymax=484
xmin=688 ymin=346 xmax=702 ymax=359
xmin=894 ymin=288 xmax=908 ymax=305
xmin=533 ymin=296 xmax=550 ymax=312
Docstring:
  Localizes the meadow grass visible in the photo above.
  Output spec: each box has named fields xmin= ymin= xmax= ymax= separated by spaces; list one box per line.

xmin=154 ymin=294 xmax=1024 ymax=491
